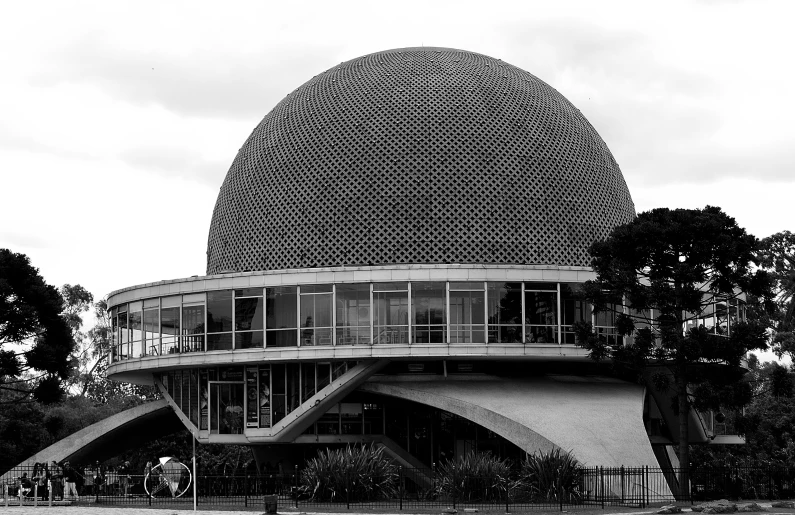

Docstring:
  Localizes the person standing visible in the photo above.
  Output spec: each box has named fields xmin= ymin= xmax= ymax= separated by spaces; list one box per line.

xmin=63 ymin=461 xmax=79 ymax=500
xmin=119 ymin=460 xmax=131 ymax=496
xmin=49 ymin=461 xmax=63 ymax=500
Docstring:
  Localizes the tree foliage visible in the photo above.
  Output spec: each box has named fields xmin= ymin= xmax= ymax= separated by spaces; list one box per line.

xmin=573 ymin=206 xmax=773 ymax=495
xmin=0 ymin=249 xmax=82 ymax=403
xmin=758 ymin=231 xmax=795 ymax=360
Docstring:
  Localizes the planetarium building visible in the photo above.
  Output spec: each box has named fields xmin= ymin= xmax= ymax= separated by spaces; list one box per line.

xmin=104 ymin=47 xmax=728 ymax=471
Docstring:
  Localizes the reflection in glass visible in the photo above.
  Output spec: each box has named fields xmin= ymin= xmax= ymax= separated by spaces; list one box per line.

xmin=487 ymin=283 xmax=521 ymax=343
xmin=449 ymin=284 xmax=485 ymax=343
xmin=336 ymin=284 xmax=371 ymax=345
xmin=300 ymin=288 xmax=332 ymax=346
xmin=373 ymin=283 xmax=408 ymax=344
xmin=412 ymin=282 xmax=446 ymax=344
xmin=129 ymin=309 xmax=143 ymax=358
xmin=144 ymin=307 xmax=160 ymax=355
xmin=208 ymin=333 xmax=233 ymax=351
xmin=266 ymin=287 xmax=297 ymax=348
xmin=207 ymin=290 xmax=233 ymax=333
xmin=236 ymin=331 xmax=263 ymax=349
xmin=182 ymin=305 xmax=205 ymax=352
xmin=594 ymin=303 xmax=620 ymax=347
xmin=236 ymin=297 xmax=264 ymax=331
xmin=161 ymin=307 xmax=180 ymax=354
xmin=118 ymin=310 xmax=129 ymax=359
xmin=561 ymin=284 xmax=587 ymax=344
xmin=524 ymin=289 xmax=557 ymax=344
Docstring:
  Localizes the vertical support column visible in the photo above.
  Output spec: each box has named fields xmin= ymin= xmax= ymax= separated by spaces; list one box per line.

xmin=369 ymin=283 xmax=374 ymax=345
xmin=556 ymin=282 xmax=562 ymax=344
xmin=407 ymin=282 xmax=413 ymax=345
xmin=521 ymin=282 xmax=526 ymax=345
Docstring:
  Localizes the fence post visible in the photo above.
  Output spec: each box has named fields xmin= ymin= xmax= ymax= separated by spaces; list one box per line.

xmin=245 ymin=475 xmax=248 ymax=507
xmin=294 ymin=465 xmax=299 ymax=508
xmin=346 ymin=471 xmax=350 ymax=510
xmin=399 ymin=466 xmax=403 ymax=511
xmin=600 ymin=466 xmax=605 ymax=509
xmin=34 ymin=484 xmax=38 ymax=507
xmin=49 ymin=480 xmax=53 ymax=506
xmin=559 ymin=481 xmax=563 ymax=512
xmin=620 ymin=466 xmax=624 ymax=504
xmin=4 ymin=484 xmax=7 ymax=507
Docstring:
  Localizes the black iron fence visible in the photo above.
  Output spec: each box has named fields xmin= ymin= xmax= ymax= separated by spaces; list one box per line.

xmin=3 ymin=465 xmax=795 ymax=509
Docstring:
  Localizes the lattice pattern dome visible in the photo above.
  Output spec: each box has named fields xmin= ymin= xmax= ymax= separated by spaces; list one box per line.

xmin=207 ymin=47 xmax=635 ymax=274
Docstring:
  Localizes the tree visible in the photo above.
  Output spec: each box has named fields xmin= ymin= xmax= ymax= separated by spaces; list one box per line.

xmin=758 ymin=231 xmax=795 ymax=361
xmin=573 ymin=206 xmax=773 ymax=498
xmin=0 ymin=249 xmax=79 ymax=403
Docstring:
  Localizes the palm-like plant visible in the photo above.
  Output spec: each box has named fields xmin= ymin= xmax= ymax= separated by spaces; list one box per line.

xmin=520 ymin=449 xmax=582 ymax=502
xmin=298 ymin=444 xmax=398 ymax=502
xmin=434 ymin=450 xmax=517 ymax=502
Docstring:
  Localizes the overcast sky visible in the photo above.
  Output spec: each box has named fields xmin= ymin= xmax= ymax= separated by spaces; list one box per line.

xmin=1 ymin=1 xmax=793 ymax=340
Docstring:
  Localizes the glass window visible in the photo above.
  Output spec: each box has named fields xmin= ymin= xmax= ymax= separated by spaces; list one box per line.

xmin=259 ymin=367 xmax=271 ymax=428
xmin=266 ymin=287 xmax=297 ymax=348
xmin=412 ymin=282 xmax=446 ymax=344
xmin=302 ymin=362 xmax=316 ymax=401
xmin=111 ymin=308 xmax=119 ymax=362
xmin=287 ymin=363 xmax=300 ymax=412
xmin=235 ymin=292 xmax=264 ymax=349
xmin=300 ymin=287 xmax=333 ymax=346
xmin=143 ymin=307 xmax=159 ymax=355
xmin=118 ymin=310 xmax=129 ymax=359
xmin=207 ymin=291 xmax=232 ymax=351
xmin=363 ymin=403 xmax=383 ymax=435
xmin=715 ymin=300 xmax=729 ymax=335
xmin=317 ymin=362 xmax=331 ymax=391
xmin=317 ymin=404 xmax=340 ymax=435
xmin=161 ymin=306 xmax=180 ymax=354
xmin=561 ymin=284 xmax=588 ymax=344
xmin=525 ymin=289 xmax=557 ymax=344
xmin=594 ymin=303 xmax=621 ymax=347
xmin=271 ymin=364 xmax=286 ymax=424
xmin=449 ymin=283 xmax=485 ymax=343
xmin=487 ymin=283 xmax=522 ymax=343
xmin=182 ymin=304 xmax=205 ymax=352
xmin=336 ymin=284 xmax=371 ymax=345
xmin=129 ymin=307 xmax=143 ymax=358
xmin=373 ymin=283 xmax=409 ymax=345
xmin=341 ymin=402 xmax=363 ymax=435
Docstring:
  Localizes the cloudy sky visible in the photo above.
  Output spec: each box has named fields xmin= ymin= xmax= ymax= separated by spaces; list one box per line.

xmin=1 ymin=1 xmax=793 ymax=314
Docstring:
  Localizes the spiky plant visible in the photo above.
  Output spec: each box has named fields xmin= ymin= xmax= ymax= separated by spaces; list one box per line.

xmin=435 ymin=450 xmax=517 ymax=502
xmin=520 ymin=449 xmax=582 ymax=502
xmin=298 ymin=444 xmax=398 ymax=502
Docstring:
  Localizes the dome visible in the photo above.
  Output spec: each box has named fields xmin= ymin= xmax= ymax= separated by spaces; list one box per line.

xmin=206 ymin=47 xmax=635 ymax=274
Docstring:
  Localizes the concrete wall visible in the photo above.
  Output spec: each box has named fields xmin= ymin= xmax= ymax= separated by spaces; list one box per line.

xmin=360 ymin=374 xmax=660 ymax=468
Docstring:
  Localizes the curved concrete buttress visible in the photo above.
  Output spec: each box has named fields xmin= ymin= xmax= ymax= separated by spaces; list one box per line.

xmin=1 ymin=399 xmax=183 ymax=483
xmin=360 ymin=375 xmax=660 ymax=468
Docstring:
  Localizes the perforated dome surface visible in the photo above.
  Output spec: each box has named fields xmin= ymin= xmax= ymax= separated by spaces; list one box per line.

xmin=207 ymin=47 xmax=635 ymax=274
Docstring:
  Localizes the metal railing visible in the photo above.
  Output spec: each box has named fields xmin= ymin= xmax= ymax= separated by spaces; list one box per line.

xmin=4 ymin=464 xmax=795 ymax=509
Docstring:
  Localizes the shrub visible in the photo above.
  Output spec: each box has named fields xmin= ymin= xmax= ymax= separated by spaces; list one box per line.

xmin=298 ymin=444 xmax=398 ymax=502
xmin=520 ymin=448 xmax=582 ymax=502
xmin=434 ymin=450 xmax=517 ymax=502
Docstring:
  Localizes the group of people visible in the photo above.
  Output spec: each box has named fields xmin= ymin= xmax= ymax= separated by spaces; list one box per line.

xmin=13 ymin=461 xmax=81 ymax=501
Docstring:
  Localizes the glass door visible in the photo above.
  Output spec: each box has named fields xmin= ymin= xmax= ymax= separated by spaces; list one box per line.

xmin=209 ymin=382 xmax=244 ymax=434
